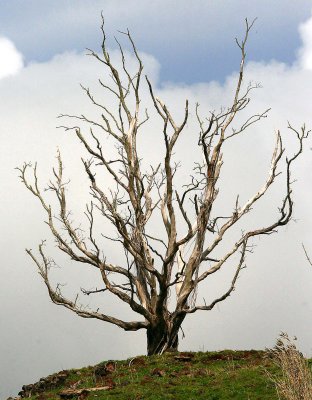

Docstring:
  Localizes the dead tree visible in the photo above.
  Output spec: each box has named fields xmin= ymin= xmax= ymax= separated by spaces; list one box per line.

xmin=18 ymin=18 xmax=309 ymax=355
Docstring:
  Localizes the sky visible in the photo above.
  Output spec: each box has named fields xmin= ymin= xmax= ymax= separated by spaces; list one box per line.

xmin=1 ymin=1 xmax=312 ymax=398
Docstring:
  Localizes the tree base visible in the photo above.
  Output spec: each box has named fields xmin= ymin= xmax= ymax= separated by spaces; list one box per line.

xmin=146 ymin=324 xmax=179 ymax=355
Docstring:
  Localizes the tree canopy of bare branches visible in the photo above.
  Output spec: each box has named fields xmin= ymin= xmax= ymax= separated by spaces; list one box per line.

xmin=18 ymin=17 xmax=309 ymax=355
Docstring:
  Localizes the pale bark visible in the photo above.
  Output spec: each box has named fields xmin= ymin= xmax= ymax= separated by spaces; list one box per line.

xmin=19 ymin=16 xmax=309 ymax=354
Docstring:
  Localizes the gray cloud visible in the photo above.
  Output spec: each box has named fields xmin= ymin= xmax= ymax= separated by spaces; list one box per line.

xmin=0 ymin=0 xmax=311 ymax=82
xmin=1 ymin=7 xmax=312 ymax=400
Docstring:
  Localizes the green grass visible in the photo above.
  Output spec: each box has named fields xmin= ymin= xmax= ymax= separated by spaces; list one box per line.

xmin=19 ymin=350 xmax=281 ymax=399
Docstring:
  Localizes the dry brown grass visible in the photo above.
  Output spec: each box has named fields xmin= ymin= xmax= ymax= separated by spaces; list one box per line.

xmin=267 ymin=332 xmax=312 ymax=400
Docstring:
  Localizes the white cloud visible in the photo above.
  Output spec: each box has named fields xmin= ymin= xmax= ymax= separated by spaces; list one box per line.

xmin=0 ymin=37 xmax=23 ymax=79
xmin=298 ymin=13 xmax=312 ymax=69
xmin=2 ymin=12 xmax=312 ymax=399
xmin=2 ymin=0 xmax=310 ymax=84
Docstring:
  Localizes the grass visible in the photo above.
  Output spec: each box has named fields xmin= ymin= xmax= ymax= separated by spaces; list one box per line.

xmin=266 ymin=333 xmax=312 ymax=400
xmin=15 ymin=349 xmax=284 ymax=400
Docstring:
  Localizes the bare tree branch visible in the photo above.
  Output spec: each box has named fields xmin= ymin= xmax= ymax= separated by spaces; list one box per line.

xmin=20 ymin=17 xmax=308 ymax=355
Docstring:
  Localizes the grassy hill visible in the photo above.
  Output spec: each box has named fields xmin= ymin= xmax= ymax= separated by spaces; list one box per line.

xmin=10 ymin=350 xmax=283 ymax=400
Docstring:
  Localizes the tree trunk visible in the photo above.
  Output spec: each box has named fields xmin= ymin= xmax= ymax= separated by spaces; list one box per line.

xmin=146 ymin=316 xmax=185 ymax=355
xmin=146 ymin=325 xmax=178 ymax=355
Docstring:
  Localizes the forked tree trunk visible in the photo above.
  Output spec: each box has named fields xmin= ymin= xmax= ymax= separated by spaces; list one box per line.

xmin=146 ymin=316 xmax=185 ymax=355
xmin=147 ymin=325 xmax=178 ymax=355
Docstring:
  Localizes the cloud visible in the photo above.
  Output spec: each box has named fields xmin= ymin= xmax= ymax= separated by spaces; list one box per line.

xmin=298 ymin=13 xmax=312 ymax=69
xmin=1 ymin=0 xmax=311 ymax=83
xmin=0 ymin=37 xmax=23 ymax=79
xmin=2 ymin=11 xmax=312 ymax=399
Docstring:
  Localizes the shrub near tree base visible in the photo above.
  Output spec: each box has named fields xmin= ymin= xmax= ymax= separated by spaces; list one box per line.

xmin=267 ymin=333 xmax=312 ymax=400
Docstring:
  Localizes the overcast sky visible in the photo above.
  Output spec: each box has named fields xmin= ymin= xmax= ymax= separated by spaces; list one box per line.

xmin=1 ymin=1 xmax=312 ymax=398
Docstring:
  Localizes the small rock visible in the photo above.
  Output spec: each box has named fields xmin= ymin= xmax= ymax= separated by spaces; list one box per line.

xmin=94 ymin=361 xmax=115 ymax=378
xmin=105 ymin=362 xmax=115 ymax=373
xmin=151 ymin=368 xmax=165 ymax=377
xmin=18 ymin=370 xmax=69 ymax=397
xmin=174 ymin=353 xmax=194 ymax=362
